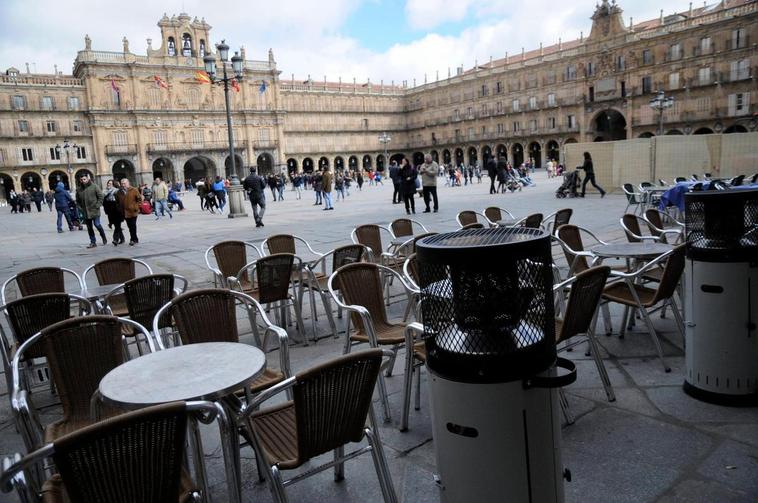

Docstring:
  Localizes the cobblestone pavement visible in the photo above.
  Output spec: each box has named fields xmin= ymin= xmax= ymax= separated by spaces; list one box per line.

xmin=0 ymin=173 xmax=756 ymax=502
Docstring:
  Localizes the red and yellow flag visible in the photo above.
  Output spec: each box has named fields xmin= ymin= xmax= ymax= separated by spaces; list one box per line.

xmin=194 ymin=71 xmax=211 ymax=83
xmin=153 ymin=75 xmax=168 ymax=89
xmin=231 ymin=79 xmax=240 ymax=92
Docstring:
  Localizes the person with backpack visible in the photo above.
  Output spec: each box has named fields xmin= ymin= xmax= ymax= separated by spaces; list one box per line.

xmin=243 ymin=166 xmax=267 ymax=227
xmin=53 ymin=181 xmax=75 ymax=232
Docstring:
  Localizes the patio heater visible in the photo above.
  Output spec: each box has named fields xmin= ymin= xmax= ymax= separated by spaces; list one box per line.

xmin=416 ymin=227 xmax=576 ymax=503
xmin=683 ymin=188 xmax=758 ymax=405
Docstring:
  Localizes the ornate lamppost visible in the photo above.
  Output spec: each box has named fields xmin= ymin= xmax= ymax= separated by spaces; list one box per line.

xmin=649 ymin=90 xmax=674 ymax=179
xmin=378 ymin=132 xmax=391 ymax=172
xmin=204 ymin=40 xmax=248 ymax=218
xmin=55 ymin=138 xmax=77 ymax=187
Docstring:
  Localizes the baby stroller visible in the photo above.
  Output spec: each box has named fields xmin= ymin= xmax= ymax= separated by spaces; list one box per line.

xmin=556 ymin=170 xmax=581 ymax=198
xmin=67 ymin=199 xmax=84 ymax=230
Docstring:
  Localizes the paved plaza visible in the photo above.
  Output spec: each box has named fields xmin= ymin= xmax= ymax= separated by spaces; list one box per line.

xmin=1 ymin=173 xmax=756 ymax=502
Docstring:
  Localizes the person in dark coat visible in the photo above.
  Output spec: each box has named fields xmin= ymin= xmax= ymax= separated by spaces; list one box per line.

xmin=53 ymin=182 xmax=75 ymax=232
xmin=389 ymin=161 xmax=401 ymax=204
xmin=243 ymin=166 xmax=267 ymax=227
xmin=579 ymin=151 xmax=606 ymax=198
xmin=103 ymin=179 xmax=125 ymax=245
xmin=44 ymin=189 xmax=54 ymax=211
xmin=487 ymin=156 xmax=498 ymax=194
xmin=75 ymin=173 xmax=106 ymax=248
xmin=399 ymin=159 xmax=418 ymax=215
xmin=30 ymin=188 xmax=44 ymax=212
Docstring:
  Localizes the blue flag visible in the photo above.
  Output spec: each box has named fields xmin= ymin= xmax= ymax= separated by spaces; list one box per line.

xmin=259 ymin=80 xmax=267 ymax=94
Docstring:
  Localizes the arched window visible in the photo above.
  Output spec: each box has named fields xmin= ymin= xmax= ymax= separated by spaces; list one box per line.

xmin=167 ymin=37 xmax=176 ymax=56
xmin=182 ymin=33 xmax=193 ymax=57
xmin=199 ymin=40 xmax=206 ymax=58
xmin=187 ymin=88 xmax=200 ymax=108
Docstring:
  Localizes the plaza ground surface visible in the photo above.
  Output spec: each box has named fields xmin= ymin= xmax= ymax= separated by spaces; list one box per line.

xmin=1 ymin=172 xmax=756 ymax=502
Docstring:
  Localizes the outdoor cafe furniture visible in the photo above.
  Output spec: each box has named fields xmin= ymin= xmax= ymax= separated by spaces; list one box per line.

xmin=622 ymin=183 xmax=645 ymax=215
xmin=1 ymin=267 xmax=84 ymax=305
xmin=0 ymin=293 xmax=93 ymax=399
xmin=99 ymin=342 xmax=263 ymax=503
xmin=601 ymin=245 xmax=686 ymax=373
xmin=205 ymin=240 xmax=262 ymax=289
xmin=10 ymin=316 xmax=155 ymax=456
xmin=542 ymin=208 xmax=573 ymax=236
xmin=643 ymin=209 xmax=685 ymax=245
xmin=455 ymin=210 xmax=485 ymax=228
xmin=262 ymin=234 xmax=325 ymax=298
xmin=0 ymin=401 xmax=229 ymax=503
xmin=328 ymin=262 xmax=416 ymax=423
xmin=483 ymin=206 xmax=515 ymax=227
xmin=82 ymin=258 xmax=154 ymax=315
xmin=387 ymin=217 xmax=429 ymax=241
xmin=242 ymin=349 xmax=398 ymax=503
xmin=351 ymin=224 xmax=408 ymax=303
xmin=621 ymin=213 xmax=667 ymax=243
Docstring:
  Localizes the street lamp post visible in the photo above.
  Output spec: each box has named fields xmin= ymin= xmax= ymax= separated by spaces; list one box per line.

xmin=378 ymin=132 xmax=391 ymax=172
xmin=649 ymin=90 xmax=675 ymax=180
xmin=204 ymin=40 xmax=247 ymax=219
xmin=55 ymin=138 xmax=76 ymax=188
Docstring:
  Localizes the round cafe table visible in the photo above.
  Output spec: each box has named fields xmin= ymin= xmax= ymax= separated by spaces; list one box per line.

xmin=99 ymin=342 xmax=266 ymax=503
xmin=591 ymin=242 xmax=673 ymax=261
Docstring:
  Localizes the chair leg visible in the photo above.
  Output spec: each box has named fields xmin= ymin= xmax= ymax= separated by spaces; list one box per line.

xmin=619 ymin=305 xmax=630 ymax=338
xmin=333 ymin=446 xmax=345 ymax=481
xmin=601 ymin=302 xmax=612 ymax=335
xmin=291 ymin=297 xmax=307 ymax=342
xmin=270 ymin=466 xmax=288 ymax=503
xmin=376 ymin=372 xmax=392 ymax=423
xmin=638 ymin=306 xmax=671 ymax=373
xmin=669 ymin=297 xmax=686 ymax=347
xmin=385 ymin=346 xmax=399 ymax=377
xmin=586 ymin=330 xmax=615 ymax=402
xmin=365 ymin=427 xmax=399 ymax=503
xmin=318 ymin=289 xmax=338 ymax=341
xmin=400 ymin=352 xmax=413 ymax=432
xmin=415 ymin=362 xmax=422 ymax=411
xmin=308 ymin=288 xmax=318 ymax=344
xmin=188 ymin=418 xmax=211 ymax=503
xmin=558 ymin=389 xmax=575 ymax=425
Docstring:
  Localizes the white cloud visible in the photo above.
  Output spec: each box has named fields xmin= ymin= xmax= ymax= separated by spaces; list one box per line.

xmin=405 ymin=0 xmax=475 ymax=30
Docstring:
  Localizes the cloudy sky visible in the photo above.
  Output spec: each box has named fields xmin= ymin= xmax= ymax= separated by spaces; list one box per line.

xmin=1 ymin=0 xmax=698 ymax=84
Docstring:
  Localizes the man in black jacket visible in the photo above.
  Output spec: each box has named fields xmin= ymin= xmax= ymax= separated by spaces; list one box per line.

xmin=389 ymin=161 xmax=401 ymax=204
xmin=487 ymin=156 xmax=498 ymax=194
xmin=243 ymin=166 xmax=267 ymax=227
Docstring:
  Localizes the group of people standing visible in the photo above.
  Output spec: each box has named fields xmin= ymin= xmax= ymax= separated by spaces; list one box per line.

xmin=389 ymin=155 xmax=440 ymax=215
xmin=6 ymin=187 xmax=49 ymax=213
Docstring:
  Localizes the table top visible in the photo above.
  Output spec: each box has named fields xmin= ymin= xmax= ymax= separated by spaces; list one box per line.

xmin=79 ymin=283 xmax=121 ymax=300
xmin=391 ymin=235 xmax=416 ymax=247
xmin=591 ymin=242 xmax=673 ymax=259
xmin=99 ymin=342 xmax=266 ymax=408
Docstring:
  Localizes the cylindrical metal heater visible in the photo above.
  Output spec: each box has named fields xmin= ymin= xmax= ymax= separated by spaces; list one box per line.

xmin=683 ymin=189 xmax=758 ymax=405
xmin=416 ymin=227 xmax=576 ymax=503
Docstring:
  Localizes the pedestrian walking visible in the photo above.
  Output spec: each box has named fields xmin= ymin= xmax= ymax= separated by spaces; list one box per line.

xmin=8 ymin=190 xmax=18 ymax=213
xmin=419 ymin=154 xmax=439 ymax=213
xmin=53 ymin=182 xmax=75 ymax=232
xmin=267 ymin=174 xmax=278 ymax=201
xmin=335 ymin=174 xmax=346 ymax=201
xmin=212 ymin=176 xmax=227 ymax=212
xmin=21 ymin=191 xmax=32 ymax=212
xmin=276 ymin=173 xmax=285 ymax=201
xmin=30 ymin=188 xmax=43 ymax=212
xmin=243 ymin=166 xmax=267 ymax=227
xmin=152 ymin=177 xmax=173 ymax=219
xmin=322 ymin=166 xmax=334 ymax=210
xmin=293 ymin=172 xmax=303 ymax=199
xmin=313 ymin=171 xmax=323 ymax=205
xmin=117 ymin=178 xmax=142 ymax=245
xmin=103 ymin=179 xmax=125 ymax=245
xmin=75 ymin=173 xmax=107 ymax=248
xmin=400 ymin=160 xmax=418 ymax=214
xmin=486 ymin=156 xmax=497 ymax=194
xmin=356 ymin=171 xmax=364 ymax=191
xmin=44 ymin=189 xmax=54 ymax=211
xmin=390 ymin=161 xmax=401 ymax=204
xmin=579 ymin=151 xmax=606 ymax=198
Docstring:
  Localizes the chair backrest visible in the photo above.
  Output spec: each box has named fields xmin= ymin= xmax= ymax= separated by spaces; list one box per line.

xmin=658 ymin=179 xmax=667 ymax=186
xmin=5 ymin=293 xmax=74 ymax=360
xmin=556 ymin=224 xmax=589 ymax=274
xmin=522 ymin=213 xmax=544 ymax=229
xmin=460 ymin=222 xmax=484 ymax=230
xmin=38 ymin=316 xmax=126 ymax=427
xmin=404 ymin=254 xmax=419 ymax=287
xmin=169 ymin=289 xmax=240 ymax=344
xmin=643 ymin=209 xmax=666 ymax=241
xmin=622 ymin=183 xmax=637 ymax=203
xmin=651 ymin=245 xmax=686 ymax=305
xmin=255 ymin=253 xmax=295 ymax=304
xmin=334 ymin=263 xmax=389 ymax=332
xmin=457 ymin=211 xmax=478 ymax=227
xmin=556 ymin=266 xmax=611 ymax=344
xmin=621 ymin=213 xmax=644 ymax=243
xmin=264 ymin=234 xmax=297 ymax=255
xmin=15 ymin=267 xmax=66 ymax=297
xmin=331 ymin=244 xmax=368 ymax=272
xmin=52 ymin=401 xmax=192 ymax=503
xmin=730 ymin=175 xmax=745 ymax=186
xmin=390 ymin=219 xmax=414 ymax=237
xmin=675 ymin=177 xmax=686 ymax=183
xmin=552 ymin=208 xmax=573 ymax=230
xmin=353 ymin=225 xmax=384 ymax=261
xmin=123 ymin=274 xmax=176 ymax=330
xmin=640 ymin=181 xmax=653 ymax=189
xmin=93 ymin=259 xmax=137 ymax=286
xmin=292 ymin=349 xmax=383 ymax=461
xmin=691 ymin=174 xmax=699 ymax=180
xmin=212 ymin=241 xmax=252 ymax=280
xmin=483 ymin=207 xmax=501 ymax=223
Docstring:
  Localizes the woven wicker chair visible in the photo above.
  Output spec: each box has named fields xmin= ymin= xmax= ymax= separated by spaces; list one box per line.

xmin=387 ymin=218 xmax=429 ymax=239
xmin=351 ymin=224 xmax=407 ymax=305
xmin=0 ymin=401 xmax=236 ymax=503
xmin=82 ymin=258 xmax=153 ymax=316
xmin=602 ymin=245 xmax=686 ymax=373
xmin=620 ymin=213 xmax=661 ymax=243
xmin=543 ymin=208 xmax=573 ymax=235
xmin=328 ymin=262 xmax=415 ymax=422
xmin=555 ymin=224 xmax=609 ymax=276
xmin=515 ymin=212 xmax=544 ymax=229
xmin=622 ymin=183 xmax=644 ymax=215
xmin=553 ymin=266 xmax=614 ymax=425
xmin=204 ymin=240 xmax=262 ymax=288
xmin=242 ymin=349 xmax=398 ymax=503
xmin=1 ymin=267 xmax=84 ymax=305
xmin=482 ymin=206 xmax=515 ymax=227
xmin=399 ymin=322 xmax=426 ymax=432
xmin=10 ymin=315 xmax=155 ymax=455
xmin=455 ymin=210 xmax=483 ymax=228
xmin=460 ymin=222 xmax=485 ymax=230
xmin=0 ymin=293 xmax=93 ymax=403
xmin=643 ymin=209 xmax=684 ymax=244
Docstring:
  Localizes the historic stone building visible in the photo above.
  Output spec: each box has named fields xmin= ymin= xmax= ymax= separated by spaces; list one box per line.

xmin=0 ymin=1 xmax=755 ymax=198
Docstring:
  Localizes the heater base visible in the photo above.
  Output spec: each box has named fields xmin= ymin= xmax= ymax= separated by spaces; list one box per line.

xmin=683 ymin=381 xmax=758 ymax=407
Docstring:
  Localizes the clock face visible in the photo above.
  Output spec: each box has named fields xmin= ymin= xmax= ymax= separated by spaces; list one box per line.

xmin=185 ymin=58 xmax=194 ymax=66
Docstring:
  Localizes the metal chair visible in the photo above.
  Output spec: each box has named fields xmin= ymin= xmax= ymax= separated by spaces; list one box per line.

xmin=555 ymin=224 xmax=608 ymax=276
xmin=350 ymin=224 xmax=396 ymax=266
xmin=542 ymin=208 xmax=573 ymax=236
xmin=602 ymin=245 xmax=686 ymax=373
xmin=242 ymin=349 xmax=398 ymax=503
xmin=674 ymin=177 xmax=687 ymax=183
xmin=643 ymin=209 xmax=684 ymax=245
xmin=621 ymin=213 xmax=662 ymax=243
xmin=455 ymin=210 xmax=483 ymax=228
xmin=0 ymin=401 xmax=236 ymax=503
xmin=83 ymin=258 xmax=153 ymax=316
xmin=204 ymin=240 xmax=262 ymax=288
xmin=387 ymin=218 xmax=429 ymax=239
xmin=1 ymin=267 xmax=84 ymax=305
xmin=10 ymin=315 xmax=155 ymax=454
xmin=622 ymin=183 xmax=644 ymax=215
xmin=233 ymin=254 xmax=306 ymax=341
xmin=554 ymin=266 xmax=615 ymax=425
xmin=482 ymin=206 xmax=515 ymax=227
xmin=512 ymin=212 xmax=544 ymax=229
xmin=459 ymin=222 xmax=485 ymax=230
xmin=327 ymin=262 xmax=415 ymax=422
xmin=0 ymin=293 xmax=93 ymax=402
xmin=658 ymin=179 xmax=668 ymax=186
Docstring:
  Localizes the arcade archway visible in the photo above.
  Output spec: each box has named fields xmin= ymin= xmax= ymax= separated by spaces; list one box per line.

xmin=183 ymin=156 xmax=214 ymax=183
xmin=348 ymin=156 xmax=358 ymax=171
xmin=152 ymin=157 xmax=173 ymax=181
xmin=496 ymin=144 xmax=507 ymax=161
xmin=362 ymin=155 xmax=372 ymax=170
xmin=257 ymin=153 xmax=274 ymax=174
xmin=724 ymin=124 xmax=748 ymax=133
xmin=389 ymin=153 xmax=405 ymax=165
xmin=693 ymin=127 xmax=714 ymax=135
xmin=482 ymin=145 xmax=492 ymax=164
xmin=303 ymin=158 xmax=314 ymax=173
xmin=546 ymin=141 xmax=559 ymax=163
xmin=592 ymin=109 xmax=627 ymax=141
xmin=638 ymin=132 xmax=655 ymax=138
xmin=512 ymin=143 xmax=524 ymax=167
xmin=430 ymin=150 xmax=439 ymax=163
xmin=454 ymin=148 xmax=464 ymax=166
xmin=48 ymin=170 xmax=69 ymax=190
xmin=113 ymin=160 xmax=136 ymax=184
xmin=224 ymin=154 xmax=244 ymax=179
xmin=528 ymin=142 xmax=542 ymax=169
xmin=467 ymin=147 xmax=478 ymax=167
xmin=0 ymin=174 xmax=14 ymax=201
xmin=376 ymin=155 xmax=385 ymax=171
xmin=286 ymin=158 xmax=298 ymax=174
xmin=317 ymin=156 xmax=329 ymax=171
xmin=442 ymin=149 xmax=451 ymax=165
xmin=665 ymin=129 xmax=684 ymax=135
xmin=412 ymin=152 xmax=424 ymax=166
xmin=334 ymin=156 xmax=345 ymax=172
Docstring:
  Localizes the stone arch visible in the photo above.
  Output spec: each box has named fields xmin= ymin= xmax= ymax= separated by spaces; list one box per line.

xmin=564 ymin=138 xmax=578 ymax=144
xmin=286 ymin=158 xmax=298 ymax=174
xmin=224 ymin=154 xmax=245 ymax=179
xmin=528 ymin=141 xmax=542 ymax=168
xmin=334 ymin=156 xmax=345 ymax=172
xmin=48 ymin=170 xmax=69 ymax=191
xmin=665 ymin=129 xmax=684 ymax=135
xmin=73 ymin=169 xmax=95 ymax=188
xmin=257 ymin=153 xmax=274 ymax=174
xmin=512 ymin=143 xmax=524 ymax=166
xmin=467 ymin=146 xmax=478 ymax=167
xmin=724 ymin=124 xmax=748 ymax=134
xmin=348 ymin=155 xmax=359 ymax=171
xmin=546 ymin=141 xmax=560 ymax=164
xmin=412 ymin=151 xmax=424 ymax=166
xmin=442 ymin=149 xmax=451 ymax=165
xmin=302 ymin=157 xmax=314 ymax=173
xmin=389 ymin=153 xmax=405 ymax=165
xmin=112 ymin=160 xmax=136 ymax=184
xmin=638 ymin=132 xmax=655 ymax=138
xmin=481 ymin=145 xmax=492 ymax=164
xmin=592 ymin=108 xmax=627 ymax=141
xmin=375 ymin=154 xmax=385 ymax=171
xmin=152 ymin=157 xmax=173 ymax=181
xmin=0 ymin=174 xmax=15 ymax=201
xmin=693 ymin=127 xmax=714 ymax=135
xmin=318 ymin=156 xmax=330 ymax=170
xmin=21 ymin=172 xmax=42 ymax=191
xmin=496 ymin=144 xmax=507 ymax=161
xmin=183 ymin=156 xmax=215 ymax=184
xmin=454 ymin=148 xmax=464 ymax=166
xmin=362 ymin=155 xmax=372 ymax=170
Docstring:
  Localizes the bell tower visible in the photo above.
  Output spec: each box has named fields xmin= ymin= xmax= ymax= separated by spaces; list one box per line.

xmin=150 ymin=13 xmax=212 ymax=63
xmin=588 ymin=0 xmax=628 ymax=41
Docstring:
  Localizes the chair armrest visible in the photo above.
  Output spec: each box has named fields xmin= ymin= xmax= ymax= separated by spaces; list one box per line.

xmin=264 ymin=325 xmax=291 ymax=379
xmin=608 ymin=248 xmax=675 ymax=279
xmin=243 ymin=376 xmax=297 ymax=416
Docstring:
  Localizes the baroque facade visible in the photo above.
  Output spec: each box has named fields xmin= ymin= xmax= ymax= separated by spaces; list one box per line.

xmin=0 ymin=1 xmax=755 ymax=198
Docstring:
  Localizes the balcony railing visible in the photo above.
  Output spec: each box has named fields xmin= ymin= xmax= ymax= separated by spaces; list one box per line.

xmin=254 ymin=140 xmax=278 ymax=149
xmin=145 ymin=140 xmax=248 ymax=154
xmin=105 ymin=144 xmax=137 ymax=155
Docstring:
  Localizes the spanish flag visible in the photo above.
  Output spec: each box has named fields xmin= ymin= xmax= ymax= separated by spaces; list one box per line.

xmin=154 ymin=75 xmax=168 ymax=89
xmin=231 ymin=79 xmax=240 ymax=93
xmin=195 ymin=71 xmax=211 ymax=83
